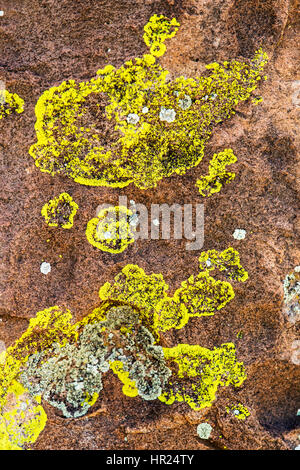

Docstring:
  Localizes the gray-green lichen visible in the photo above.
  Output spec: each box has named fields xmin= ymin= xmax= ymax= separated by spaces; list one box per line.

xmin=103 ymin=305 xmax=171 ymax=401
xmin=20 ymin=305 xmax=171 ymax=417
xmin=20 ymin=322 xmax=109 ymax=418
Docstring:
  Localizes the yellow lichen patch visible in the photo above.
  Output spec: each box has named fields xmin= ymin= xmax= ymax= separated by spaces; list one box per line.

xmin=41 ymin=192 xmax=79 ymax=229
xmin=143 ymin=14 xmax=180 ymax=57
xmin=0 ymin=263 xmax=248 ymax=427
xmin=0 ymin=351 xmax=6 ymax=365
xmin=226 ymin=403 xmax=250 ymax=420
xmin=252 ymin=96 xmax=263 ymax=105
xmin=159 ymin=343 xmax=246 ymax=410
xmin=0 ymin=306 xmax=76 ymax=410
xmin=99 ymin=264 xmax=169 ymax=337
xmin=0 ymin=89 xmax=24 ymax=120
xmin=155 ymin=272 xmax=235 ymax=332
xmin=75 ymin=302 xmax=110 ymax=330
xmin=99 ymin=249 xmax=247 ymax=335
xmin=196 ymin=149 xmax=237 ymax=197
xmin=198 ymin=247 xmax=248 ymax=282
xmin=0 ymin=380 xmax=47 ymax=450
xmin=29 ymin=14 xmax=268 ymax=190
xmin=110 ymin=361 xmax=139 ymax=398
xmin=86 ymin=206 xmax=135 ymax=253
xmin=82 ymin=392 xmax=99 ymax=408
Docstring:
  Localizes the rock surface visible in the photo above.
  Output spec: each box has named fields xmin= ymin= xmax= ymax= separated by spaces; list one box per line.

xmin=0 ymin=0 xmax=299 ymax=450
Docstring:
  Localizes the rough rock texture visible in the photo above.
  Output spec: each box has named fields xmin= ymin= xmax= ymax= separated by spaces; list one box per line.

xmin=0 ymin=0 xmax=299 ymax=450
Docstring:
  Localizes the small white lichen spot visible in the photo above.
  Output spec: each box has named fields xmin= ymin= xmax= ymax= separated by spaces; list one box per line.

xmin=103 ymin=231 xmax=112 ymax=240
xmin=159 ymin=107 xmax=176 ymax=123
xmin=152 ymin=218 xmax=159 ymax=226
xmin=127 ymin=113 xmax=140 ymax=125
xmin=0 ymin=11 xmax=4 ymax=17
xmin=294 ymin=266 xmax=300 ymax=273
xmin=233 ymin=229 xmax=246 ymax=240
xmin=197 ymin=423 xmax=212 ymax=440
xmin=178 ymin=94 xmax=192 ymax=110
xmin=142 ymin=107 xmax=149 ymax=114
xmin=40 ymin=262 xmax=51 ymax=275
xmin=295 ymin=445 xmax=300 ymax=450
xmin=206 ymin=258 xmax=212 ymax=267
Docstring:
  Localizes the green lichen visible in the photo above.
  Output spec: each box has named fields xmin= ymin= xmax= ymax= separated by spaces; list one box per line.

xmin=86 ymin=206 xmax=135 ymax=253
xmin=196 ymin=149 xmax=237 ymax=197
xmin=0 ymin=89 xmax=24 ymax=120
xmin=29 ymin=15 xmax=268 ymax=190
xmin=41 ymin=192 xmax=79 ymax=229
xmin=196 ymin=422 xmax=213 ymax=440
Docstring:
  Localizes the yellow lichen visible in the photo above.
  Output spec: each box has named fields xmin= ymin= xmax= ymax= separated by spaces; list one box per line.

xmin=29 ymin=15 xmax=268 ymax=190
xmin=86 ymin=206 xmax=135 ymax=253
xmin=198 ymin=247 xmax=248 ymax=282
xmin=0 ymin=89 xmax=24 ymax=120
xmin=196 ymin=149 xmax=237 ymax=197
xmin=0 ymin=306 xmax=76 ymax=411
xmin=41 ymin=192 xmax=79 ymax=229
xmin=156 ymin=271 xmax=235 ymax=332
xmin=99 ymin=248 xmax=247 ymax=336
xmin=99 ymin=264 xmax=169 ymax=337
xmin=0 ymin=380 xmax=47 ymax=450
xmin=0 ymin=248 xmax=249 ymax=446
xmin=143 ymin=14 xmax=180 ymax=57
xmin=159 ymin=343 xmax=246 ymax=410
xmin=226 ymin=403 xmax=251 ymax=420
xmin=110 ymin=361 xmax=139 ymax=398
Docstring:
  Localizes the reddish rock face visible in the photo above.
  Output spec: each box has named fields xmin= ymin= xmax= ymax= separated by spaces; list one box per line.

xmin=0 ymin=0 xmax=299 ymax=450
